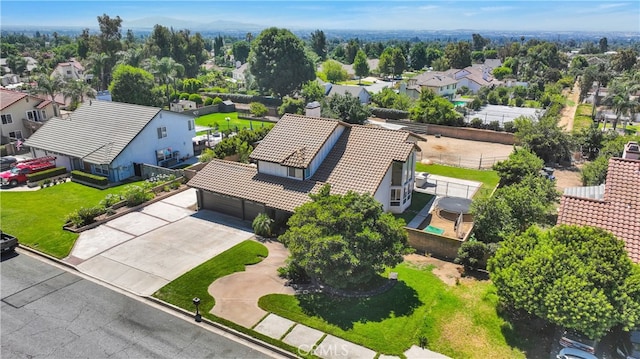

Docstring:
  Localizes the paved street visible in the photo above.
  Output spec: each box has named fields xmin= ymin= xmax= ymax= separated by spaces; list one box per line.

xmin=1 ymin=250 xmax=280 ymax=359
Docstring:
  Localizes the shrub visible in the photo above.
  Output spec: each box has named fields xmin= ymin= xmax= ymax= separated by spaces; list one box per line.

xmin=188 ymin=93 xmax=203 ymax=105
xmin=65 ymin=206 xmax=106 ymax=227
xmin=277 ymin=261 xmax=311 ymax=284
xmin=455 ymin=240 xmax=487 ymax=272
xmin=503 ymin=122 xmax=516 ymax=133
xmin=201 ymin=92 xmax=282 ymax=106
xmin=487 ymin=120 xmax=501 ymax=131
xmin=179 ymin=92 xmax=190 ymax=100
xmin=370 ymin=107 xmax=410 ymax=120
xmin=163 ymin=185 xmax=170 ymax=192
xmin=249 ymin=102 xmax=268 ymax=117
xmin=470 ymin=118 xmax=484 ymax=128
xmin=99 ymin=193 xmax=123 ymax=208
xmin=252 ymin=213 xmax=274 ymax=237
xmin=213 ymin=97 xmax=224 ymax=105
xmin=122 ymin=183 xmax=154 ymax=207
xmin=27 ymin=167 xmax=67 ymax=182
xmin=71 ymin=170 xmax=108 ymax=186
xmin=203 ymin=97 xmax=213 ymax=106
xmin=169 ymin=181 xmax=181 ymax=190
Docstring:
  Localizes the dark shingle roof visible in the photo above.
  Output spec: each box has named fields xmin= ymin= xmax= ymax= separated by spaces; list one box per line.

xmin=24 ymin=100 xmax=161 ymax=164
xmin=558 ymin=157 xmax=640 ymax=263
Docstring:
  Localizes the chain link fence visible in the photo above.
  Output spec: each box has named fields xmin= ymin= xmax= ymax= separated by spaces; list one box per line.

xmin=423 ymin=153 xmax=509 ymax=169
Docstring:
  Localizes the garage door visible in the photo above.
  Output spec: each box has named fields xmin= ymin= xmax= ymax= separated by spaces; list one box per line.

xmin=201 ymin=191 xmax=243 ymax=218
xmin=243 ymin=200 xmax=265 ymax=222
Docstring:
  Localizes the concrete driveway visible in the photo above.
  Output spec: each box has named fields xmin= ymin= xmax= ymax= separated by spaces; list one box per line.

xmin=67 ymin=188 xmax=255 ymax=296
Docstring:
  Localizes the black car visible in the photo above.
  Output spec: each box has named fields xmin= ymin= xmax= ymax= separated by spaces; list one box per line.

xmin=616 ymin=329 xmax=640 ymax=359
xmin=0 ymin=156 xmax=17 ymax=171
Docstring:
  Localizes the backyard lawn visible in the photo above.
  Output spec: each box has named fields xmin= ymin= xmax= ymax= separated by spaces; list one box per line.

xmin=415 ymin=163 xmax=499 ymax=198
xmin=0 ymin=181 xmax=140 ymax=258
xmin=259 ymin=262 xmax=539 ymax=358
xmin=573 ymin=104 xmax=594 ymax=133
xmin=194 ymin=112 xmax=274 ymax=134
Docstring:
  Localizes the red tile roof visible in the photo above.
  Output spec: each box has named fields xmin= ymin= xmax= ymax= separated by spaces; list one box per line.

xmin=0 ymin=88 xmax=27 ymax=110
xmin=558 ymin=157 xmax=640 ymax=263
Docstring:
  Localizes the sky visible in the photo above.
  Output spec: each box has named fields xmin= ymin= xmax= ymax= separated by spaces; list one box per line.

xmin=1 ymin=0 xmax=639 ymax=32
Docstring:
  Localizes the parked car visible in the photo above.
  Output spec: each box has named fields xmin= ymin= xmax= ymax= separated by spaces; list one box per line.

xmin=560 ymin=329 xmax=599 ymax=355
xmin=616 ymin=329 xmax=640 ymax=359
xmin=0 ymin=156 xmax=17 ymax=171
xmin=1 ymin=231 xmax=18 ymax=253
xmin=557 ymin=347 xmax=599 ymax=359
xmin=540 ymin=166 xmax=556 ymax=181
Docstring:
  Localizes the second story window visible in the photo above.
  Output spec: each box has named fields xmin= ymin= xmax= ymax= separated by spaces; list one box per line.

xmin=1 ymin=114 xmax=13 ymax=124
xmin=26 ymin=110 xmax=45 ymax=122
xmin=157 ymin=126 xmax=167 ymax=139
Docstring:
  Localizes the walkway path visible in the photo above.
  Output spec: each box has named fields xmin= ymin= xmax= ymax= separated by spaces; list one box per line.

xmin=558 ymin=80 xmax=581 ymax=132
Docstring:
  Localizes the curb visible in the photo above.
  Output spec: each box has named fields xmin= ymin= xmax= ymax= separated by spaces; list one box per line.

xmin=145 ymin=296 xmax=297 ymax=359
xmin=16 ymin=245 xmax=297 ymax=359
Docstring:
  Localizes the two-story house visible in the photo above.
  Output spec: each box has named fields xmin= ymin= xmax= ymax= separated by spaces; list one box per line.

xmin=404 ymin=71 xmax=458 ymax=100
xmin=24 ymin=100 xmax=196 ymax=182
xmin=188 ymin=114 xmax=424 ymax=222
xmin=0 ymin=89 xmax=57 ymax=145
xmin=51 ymin=59 xmax=86 ymax=82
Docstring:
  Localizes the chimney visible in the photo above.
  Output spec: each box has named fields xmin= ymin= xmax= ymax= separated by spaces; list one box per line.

xmin=623 ymin=141 xmax=640 ymax=160
xmin=305 ymin=101 xmax=321 ymax=117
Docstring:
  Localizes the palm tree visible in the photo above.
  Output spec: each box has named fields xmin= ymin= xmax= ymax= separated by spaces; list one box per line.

xmin=148 ymin=56 xmax=184 ymax=107
xmin=603 ymin=79 xmax=639 ymax=131
xmin=116 ymin=47 xmax=145 ymax=68
xmin=34 ymin=74 xmax=64 ymax=116
xmin=87 ymin=52 xmax=110 ymax=91
xmin=62 ymin=79 xmax=96 ymax=110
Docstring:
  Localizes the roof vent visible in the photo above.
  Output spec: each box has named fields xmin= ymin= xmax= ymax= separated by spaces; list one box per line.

xmin=622 ymin=141 xmax=640 ymax=160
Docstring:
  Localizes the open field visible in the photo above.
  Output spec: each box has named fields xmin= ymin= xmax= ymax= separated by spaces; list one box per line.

xmin=417 ymin=136 xmax=514 ymax=169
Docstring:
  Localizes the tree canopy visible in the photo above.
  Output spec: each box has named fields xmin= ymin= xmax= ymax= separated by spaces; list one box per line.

xmin=493 ymin=148 xmax=544 ymax=187
xmin=108 ymin=65 xmax=161 ymax=107
xmin=489 ymin=225 xmax=640 ymax=339
xmin=249 ymin=27 xmax=315 ymax=97
xmin=322 ymin=59 xmax=349 ymax=83
xmin=514 ymin=115 xmax=573 ymax=164
xmin=409 ymin=89 xmax=462 ymax=125
xmin=353 ymin=49 xmax=370 ymax=83
xmin=279 ymin=185 xmax=408 ymax=289
xmin=321 ymin=92 xmax=370 ymax=125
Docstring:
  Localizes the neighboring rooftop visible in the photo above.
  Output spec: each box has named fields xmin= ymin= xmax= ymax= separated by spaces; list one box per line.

xmin=466 ymin=104 xmax=543 ymax=125
xmin=558 ymin=155 xmax=640 ymax=263
xmin=24 ymin=100 xmax=161 ymax=165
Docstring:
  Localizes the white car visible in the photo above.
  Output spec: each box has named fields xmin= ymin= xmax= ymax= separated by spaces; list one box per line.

xmin=557 ymin=347 xmax=599 ymax=359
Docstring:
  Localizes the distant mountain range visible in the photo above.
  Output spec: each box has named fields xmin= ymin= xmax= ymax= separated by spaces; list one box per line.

xmin=122 ymin=16 xmax=265 ymax=31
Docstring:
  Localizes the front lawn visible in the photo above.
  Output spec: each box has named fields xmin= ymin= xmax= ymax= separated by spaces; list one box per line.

xmin=195 ymin=112 xmax=274 ymax=134
xmin=154 ymin=240 xmax=267 ymax=311
xmin=415 ymin=163 xmax=499 ymax=198
xmin=259 ymin=263 xmax=534 ymax=358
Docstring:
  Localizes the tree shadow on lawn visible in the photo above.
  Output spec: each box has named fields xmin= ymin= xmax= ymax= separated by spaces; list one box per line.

xmin=499 ymin=310 xmax=554 ymax=359
xmin=297 ymin=281 xmax=422 ymax=330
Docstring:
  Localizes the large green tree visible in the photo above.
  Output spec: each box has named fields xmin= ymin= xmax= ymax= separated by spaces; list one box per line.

xmin=353 ymin=50 xmax=369 ymax=84
xmin=232 ymin=40 xmax=250 ymax=63
xmin=444 ymin=41 xmax=472 ymax=69
xmin=249 ymin=27 xmax=315 ymax=97
xmin=301 ymin=80 xmax=325 ymax=103
xmin=280 ymin=185 xmax=408 ymax=289
xmin=322 ymin=59 xmax=349 ymax=83
xmin=409 ymin=89 xmax=462 ymax=125
xmin=514 ymin=115 xmax=573 ymax=164
xmin=489 ymin=225 xmax=640 ymax=339
xmin=493 ymin=148 xmax=544 ymax=187
xmin=310 ymin=29 xmax=327 ymax=60
xmin=409 ymin=42 xmax=428 ymax=70
xmin=322 ymin=92 xmax=370 ymax=125
xmin=109 ymin=65 xmax=161 ymax=107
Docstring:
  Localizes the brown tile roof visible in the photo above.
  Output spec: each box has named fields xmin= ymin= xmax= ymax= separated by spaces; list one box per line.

xmin=0 ymin=88 xmax=27 ymax=110
xmin=249 ymin=114 xmax=343 ymax=168
xmin=188 ymin=160 xmax=324 ymax=212
xmin=190 ymin=114 xmax=418 ymax=212
xmin=558 ymin=157 xmax=640 ymax=263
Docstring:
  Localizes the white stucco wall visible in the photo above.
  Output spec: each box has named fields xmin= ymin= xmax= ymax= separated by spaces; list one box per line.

xmin=257 ymin=160 xmax=289 ymax=178
xmin=307 ymin=125 xmax=345 ymax=177
xmin=1 ymin=96 xmax=55 ymax=142
xmin=374 ymin=165 xmax=392 ymax=212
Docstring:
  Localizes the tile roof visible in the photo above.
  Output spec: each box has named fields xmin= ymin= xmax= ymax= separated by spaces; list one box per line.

xmin=558 ymin=157 xmax=640 ymax=263
xmin=249 ymin=114 xmax=343 ymax=168
xmin=191 ymin=114 xmax=418 ymax=212
xmin=188 ymin=160 xmax=324 ymax=212
xmin=0 ymin=88 xmax=27 ymax=110
xmin=24 ymin=100 xmax=161 ymax=165
xmin=327 ymin=85 xmax=369 ymax=99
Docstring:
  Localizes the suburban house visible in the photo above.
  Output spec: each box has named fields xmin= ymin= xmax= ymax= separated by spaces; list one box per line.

xmin=24 ymin=100 xmax=196 ymax=182
xmin=557 ymin=141 xmax=640 ymax=264
xmin=326 ymin=84 xmax=372 ymax=104
xmin=231 ymin=62 xmax=249 ymax=83
xmin=188 ymin=113 xmax=423 ymax=222
xmin=0 ymin=56 xmax=38 ymax=77
xmin=403 ymin=71 xmax=458 ymax=99
xmin=0 ymin=88 xmax=57 ymax=145
xmin=170 ymin=99 xmax=197 ymax=113
xmin=51 ymin=59 xmax=87 ymax=82
xmin=450 ymin=64 xmax=501 ymax=93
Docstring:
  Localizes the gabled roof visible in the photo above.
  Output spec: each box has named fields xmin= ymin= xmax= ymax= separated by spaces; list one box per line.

xmin=0 ymin=89 xmax=27 ymax=110
xmin=191 ymin=114 xmax=419 ymax=212
xmin=24 ymin=100 xmax=162 ymax=165
xmin=250 ymin=114 xmax=343 ymax=168
xmin=558 ymin=157 xmax=640 ymax=263
xmin=413 ymin=71 xmax=458 ymax=87
xmin=327 ymin=84 xmax=369 ymax=98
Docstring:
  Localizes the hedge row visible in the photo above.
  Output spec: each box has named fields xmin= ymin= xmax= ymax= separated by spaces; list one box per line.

xmin=71 ymin=170 xmax=108 ymax=186
xmin=370 ymin=107 xmax=410 ymax=120
xmin=27 ymin=167 xmax=67 ymax=182
xmin=201 ymin=93 xmax=282 ymax=107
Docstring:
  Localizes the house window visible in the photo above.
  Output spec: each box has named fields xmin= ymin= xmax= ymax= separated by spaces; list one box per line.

xmin=1 ymin=114 xmax=13 ymax=124
xmin=188 ymin=120 xmax=194 ymax=131
xmin=391 ymin=162 xmax=403 ymax=186
xmin=26 ymin=110 xmax=45 ymax=122
xmin=157 ymin=126 xmax=167 ymax=138
xmin=8 ymin=131 xmax=22 ymax=140
xmin=390 ymin=189 xmax=402 ymax=207
xmin=94 ymin=164 xmax=109 ymax=176
xmin=287 ymin=167 xmax=303 ymax=179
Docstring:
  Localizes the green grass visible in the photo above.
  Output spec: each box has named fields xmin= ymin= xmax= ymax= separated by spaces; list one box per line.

xmin=154 ymin=240 xmax=268 ymax=311
xmin=597 ymin=121 xmax=640 ymax=135
xmin=572 ymin=104 xmax=595 ymax=133
xmin=259 ymin=263 xmax=531 ymax=358
xmin=415 ymin=163 xmax=499 ymax=198
xmin=337 ymin=80 xmax=374 ymax=86
xmin=394 ymin=191 xmax=434 ymax=224
xmin=195 ymin=112 xmax=274 ymax=134
xmin=0 ymin=181 xmax=140 ymax=258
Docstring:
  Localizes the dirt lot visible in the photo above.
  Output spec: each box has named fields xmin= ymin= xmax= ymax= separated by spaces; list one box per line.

xmin=417 ymin=135 xmax=515 ymax=168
